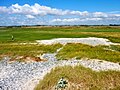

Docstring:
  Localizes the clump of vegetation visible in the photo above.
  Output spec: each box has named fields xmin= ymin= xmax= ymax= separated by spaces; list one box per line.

xmin=35 ymin=66 xmax=120 ymax=90
xmin=56 ymin=43 xmax=120 ymax=62
xmin=0 ymin=43 xmax=62 ymax=61
xmin=102 ymin=45 xmax=120 ymax=52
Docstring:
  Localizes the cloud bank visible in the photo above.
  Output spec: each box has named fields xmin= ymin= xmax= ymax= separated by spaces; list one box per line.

xmin=0 ymin=3 xmax=120 ymax=26
xmin=0 ymin=3 xmax=89 ymax=16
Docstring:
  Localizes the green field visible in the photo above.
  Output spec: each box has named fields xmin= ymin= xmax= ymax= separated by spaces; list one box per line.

xmin=0 ymin=26 xmax=120 ymax=43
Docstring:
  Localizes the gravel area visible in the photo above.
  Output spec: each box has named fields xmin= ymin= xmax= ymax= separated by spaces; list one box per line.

xmin=36 ymin=37 xmax=114 ymax=46
xmin=0 ymin=52 xmax=120 ymax=90
xmin=0 ymin=54 xmax=58 ymax=90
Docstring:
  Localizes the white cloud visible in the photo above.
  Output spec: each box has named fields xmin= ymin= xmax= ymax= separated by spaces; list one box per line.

xmin=111 ymin=14 xmax=120 ymax=17
xmin=93 ymin=12 xmax=108 ymax=18
xmin=51 ymin=18 xmax=80 ymax=22
xmin=85 ymin=18 xmax=103 ymax=21
xmin=70 ymin=11 xmax=89 ymax=16
xmin=0 ymin=3 xmax=120 ymax=26
xmin=0 ymin=6 xmax=9 ymax=13
xmin=26 ymin=15 xmax=35 ymax=19
xmin=0 ymin=3 xmax=90 ymax=16
xmin=51 ymin=17 xmax=103 ymax=23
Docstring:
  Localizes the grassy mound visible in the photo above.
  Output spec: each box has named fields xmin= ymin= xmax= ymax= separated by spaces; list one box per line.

xmin=35 ymin=66 xmax=120 ymax=90
xmin=57 ymin=43 xmax=120 ymax=62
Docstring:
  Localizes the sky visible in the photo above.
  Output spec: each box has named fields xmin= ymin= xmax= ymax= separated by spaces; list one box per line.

xmin=0 ymin=0 xmax=120 ymax=26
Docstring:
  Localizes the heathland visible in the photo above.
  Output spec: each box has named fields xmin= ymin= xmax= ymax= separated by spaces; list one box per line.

xmin=0 ymin=26 xmax=120 ymax=90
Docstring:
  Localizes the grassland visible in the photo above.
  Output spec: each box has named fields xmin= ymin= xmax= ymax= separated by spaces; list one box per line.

xmin=0 ymin=44 xmax=62 ymax=61
xmin=0 ymin=26 xmax=120 ymax=43
xmin=56 ymin=43 xmax=120 ymax=62
xmin=0 ymin=26 xmax=120 ymax=62
xmin=0 ymin=26 xmax=120 ymax=89
xmin=35 ymin=66 xmax=120 ymax=90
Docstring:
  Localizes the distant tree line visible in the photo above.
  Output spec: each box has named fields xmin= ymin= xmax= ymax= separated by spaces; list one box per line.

xmin=109 ymin=24 xmax=120 ymax=26
xmin=0 ymin=24 xmax=120 ymax=28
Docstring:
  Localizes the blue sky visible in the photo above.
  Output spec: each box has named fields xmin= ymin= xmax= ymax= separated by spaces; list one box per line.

xmin=0 ymin=0 xmax=120 ymax=26
xmin=1 ymin=0 xmax=120 ymax=12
